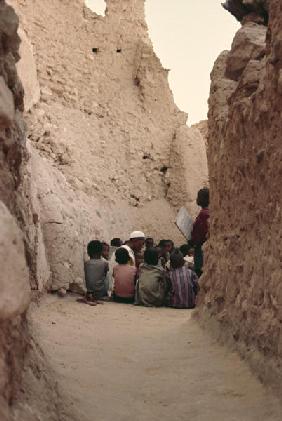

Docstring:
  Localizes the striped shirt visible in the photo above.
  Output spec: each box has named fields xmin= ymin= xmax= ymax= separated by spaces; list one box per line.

xmin=169 ymin=266 xmax=199 ymax=309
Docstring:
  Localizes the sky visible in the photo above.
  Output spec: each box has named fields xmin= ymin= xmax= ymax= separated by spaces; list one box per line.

xmin=85 ymin=0 xmax=239 ymax=124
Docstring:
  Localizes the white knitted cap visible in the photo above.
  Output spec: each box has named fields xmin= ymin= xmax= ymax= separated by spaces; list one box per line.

xmin=129 ymin=231 xmax=145 ymax=239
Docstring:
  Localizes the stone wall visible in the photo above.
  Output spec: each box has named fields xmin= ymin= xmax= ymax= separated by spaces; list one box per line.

xmin=167 ymin=122 xmax=208 ymax=217
xmin=10 ymin=0 xmax=186 ymax=207
xmin=222 ymin=0 xmax=268 ymax=23
xmin=0 ymin=0 xmax=31 ymax=416
xmin=199 ymin=0 xmax=282 ymax=391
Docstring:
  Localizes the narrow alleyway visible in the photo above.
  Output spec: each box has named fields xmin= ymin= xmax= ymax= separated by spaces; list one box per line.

xmin=30 ymin=296 xmax=282 ymax=421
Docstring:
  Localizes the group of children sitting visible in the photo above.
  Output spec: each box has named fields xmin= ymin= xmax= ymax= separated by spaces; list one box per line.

xmin=83 ymin=231 xmax=199 ymax=309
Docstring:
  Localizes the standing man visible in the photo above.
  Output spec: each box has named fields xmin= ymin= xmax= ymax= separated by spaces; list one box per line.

xmin=191 ymin=188 xmax=210 ymax=277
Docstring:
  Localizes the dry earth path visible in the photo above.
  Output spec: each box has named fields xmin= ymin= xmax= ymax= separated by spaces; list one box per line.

xmin=30 ymin=296 xmax=282 ymax=421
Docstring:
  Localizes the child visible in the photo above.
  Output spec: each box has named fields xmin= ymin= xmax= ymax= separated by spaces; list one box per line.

xmin=158 ymin=240 xmax=172 ymax=269
xmin=102 ymin=242 xmax=110 ymax=294
xmin=137 ymin=248 xmax=168 ymax=307
xmin=102 ymin=242 xmax=110 ymax=260
xmin=109 ymin=238 xmax=123 ymax=259
xmin=169 ymin=249 xmax=199 ymax=309
xmin=84 ymin=240 xmax=109 ymax=302
xmin=145 ymin=237 xmax=154 ymax=250
xmin=179 ymin=244 xmax=195 ymax=270
xmin=113 ymin=247 xmax=137 ymax=303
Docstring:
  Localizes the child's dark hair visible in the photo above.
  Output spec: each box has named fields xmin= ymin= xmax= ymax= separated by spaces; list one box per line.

xmin=179 ymin=244 xmax=192 ymax=256
xmin=115 ymin=247 xmax=130 ymax=265
xmin=111 ymin=238 xmax=122 ymax=247
xmin=144 ymin=247 xmax=159 ymax=266
xmin=170 ymin=249 xmax=185 ymax=270
xmin=145 ymin=237 xmax=154 ymax=246
xmin=158 ymin=239 xmax=170 ymax=248
xmin=87 ymin=240 xmax=103 ymax=258
xmin=196 ymin=187 xmax=209 ymax=208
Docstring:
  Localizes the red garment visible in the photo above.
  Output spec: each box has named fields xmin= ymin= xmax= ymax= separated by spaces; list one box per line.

xmin=191 ymin=208 xmax=210 ymax=246
xmin=113 ymin=264 xmax=137 ymax=298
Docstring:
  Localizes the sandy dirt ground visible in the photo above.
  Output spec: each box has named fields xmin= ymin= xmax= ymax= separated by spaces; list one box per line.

xmin=29 ymin=295 xmax=282 ymax=421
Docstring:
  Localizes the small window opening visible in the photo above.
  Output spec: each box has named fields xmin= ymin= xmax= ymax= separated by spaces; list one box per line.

xmin=160 ymin=166 xmax=168 ymax=174
xmin=92 ymin=48 xmax=99 ymax=53
xmin=116 ymin=48 xmax=122 ymax=53
xmin=130 ymin=194 xmax=140 ymax=207
xmin=134 ymin=77 xmax=141 ymax=87
xmin=130 ymin=194 xmax=140 ymax=201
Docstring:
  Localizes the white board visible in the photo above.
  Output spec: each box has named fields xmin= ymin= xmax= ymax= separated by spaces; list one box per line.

xmin=175 ymin=207 xmax=194 ymax=240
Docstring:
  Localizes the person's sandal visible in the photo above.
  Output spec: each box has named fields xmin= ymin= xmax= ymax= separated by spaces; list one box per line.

xmin=87 ymin=301 xmax=97 ymax=306
xmin=76 ymin=297 xmax=88 ymax=304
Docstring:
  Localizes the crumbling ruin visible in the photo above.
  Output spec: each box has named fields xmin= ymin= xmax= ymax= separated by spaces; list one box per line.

xmin=199 ymin=0 xmax=282 ymax=393
xmin=222 ymin=0 xmax=268 ymax=23
xmin=0 ymin=1 xmax=31 ymax=418
xmin=1 ymin=0 xmax=282 ymax=418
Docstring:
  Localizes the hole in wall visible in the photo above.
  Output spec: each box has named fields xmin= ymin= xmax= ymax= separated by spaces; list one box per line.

xmin=85 ymin=0 xmax=106 ymax=16
xmin=134 ymin=77 xmax=141 ymax=87
xmin=92 ymin=47 xmax=99 ymax=53
xmin=116 ymin=48 xmax=122 ymax=53
xmin=130 ymin=194 xmax=140 ymax=207
xmin=160 ymin=166 xmax=168 ymax=174
xmin=1 ymin=142 xmax=9 ymax=158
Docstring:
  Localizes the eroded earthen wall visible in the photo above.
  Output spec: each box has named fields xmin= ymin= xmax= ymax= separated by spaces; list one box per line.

xmin=167 ymin=122 xmax=208 ymax=217
xmin=199 ymin=0 xmax=282 ymax=391
xmin=0 ymin=0 xmax=31 ymax=416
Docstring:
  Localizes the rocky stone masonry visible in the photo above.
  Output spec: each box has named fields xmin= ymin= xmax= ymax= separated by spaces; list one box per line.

xmin=222 ymin=0 xmax=268 ymax=23
xmin=0 ymin=0 xmax=31 ymax=416
xmin=199 ymin=0 xmax=282 ymax=391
